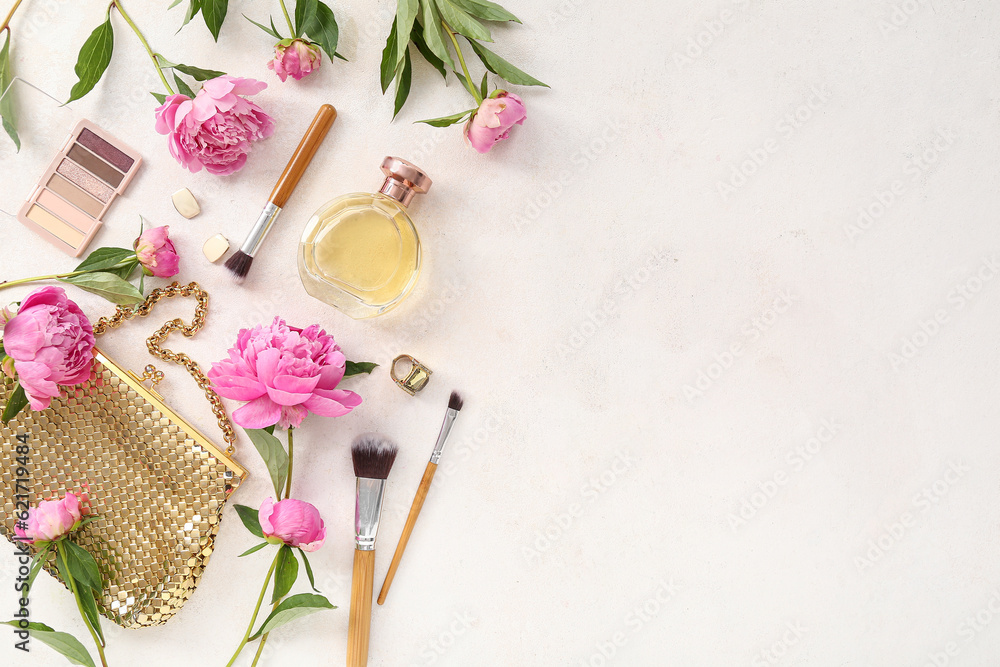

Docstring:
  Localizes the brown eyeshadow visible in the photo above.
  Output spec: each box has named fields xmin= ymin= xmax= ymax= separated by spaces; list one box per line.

xmin=46 ymin=174 xmax=104 ymax=217
xmin=66 ymin=143 xmax=124 ymax=188
xmin=57 ymin=159 xmax=114 ymax=203
xmin=77 ymin=128 xmax=135 ymax=173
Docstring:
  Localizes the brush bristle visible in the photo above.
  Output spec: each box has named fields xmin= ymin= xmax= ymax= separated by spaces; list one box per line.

xmin=224 ymin=251 xmax=253 ymax=283
xmin=351 ymin=434 xmax=398 ymax=480
xmin=448 ymin=391 xmax=464 ymax=411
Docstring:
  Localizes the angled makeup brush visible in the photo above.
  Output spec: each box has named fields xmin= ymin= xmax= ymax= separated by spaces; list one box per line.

xmin=377 ymin=391 xmax=463 ymax=606
xmin=225 ymin=104 xmax=336 ymax=282
xmin=348 ymin=434 xmax=399 ymax=667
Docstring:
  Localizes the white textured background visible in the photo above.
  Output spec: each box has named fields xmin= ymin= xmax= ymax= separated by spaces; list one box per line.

xmin=1 ymin=0 xmax=1000 ymax=665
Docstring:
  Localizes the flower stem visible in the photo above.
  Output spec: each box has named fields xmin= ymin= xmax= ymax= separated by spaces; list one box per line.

xmin=111 ymin=0 xmax=175 ymax=96
xmin=249 ymin=598 xmax=280 ymax=667
xmin=58 ymin=541 xmax=109 ymax=667
xmin=1 ymin=0 xmax=24 ymax=33
xmin=225 ymin=549 xmax=281 ymax=667
xmin=0 ymin=259 xmax=137 ymax=292
xmin=278 ymin=0 xmax=295 ymax=36
xmin=442 ymin=22 xmax=482 ymax=105
xmin=283 ymin=427 xmax=294 ymax=500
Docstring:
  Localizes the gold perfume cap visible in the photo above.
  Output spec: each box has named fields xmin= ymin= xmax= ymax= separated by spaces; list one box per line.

xmin=379 ymin=156 xmax=431 ymax=207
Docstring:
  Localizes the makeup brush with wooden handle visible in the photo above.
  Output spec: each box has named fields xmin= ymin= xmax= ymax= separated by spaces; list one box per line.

xmin=377 ymin=391 xmax=463 ymax=605
xmin=348 ymin=434 xmax=398 ymax=667
xmin=226 ymin=103 xmax=337 ymax=282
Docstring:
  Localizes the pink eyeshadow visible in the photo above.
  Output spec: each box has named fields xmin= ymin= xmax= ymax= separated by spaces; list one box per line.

xmin=77 ymin=128 xmax=135 ymax=173
xmin=57 ymin=159 xmax=114 ymax=203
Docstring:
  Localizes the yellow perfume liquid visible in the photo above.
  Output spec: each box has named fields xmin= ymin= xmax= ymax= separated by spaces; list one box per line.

xmin=298 ymin=158 xmax=431 ymax=319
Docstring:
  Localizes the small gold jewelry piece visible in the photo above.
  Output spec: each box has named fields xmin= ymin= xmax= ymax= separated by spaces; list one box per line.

xmin=391 ymin=354 xmax=432 ymax=395
xmin=126 ymin=364 xmax=165 ymax=400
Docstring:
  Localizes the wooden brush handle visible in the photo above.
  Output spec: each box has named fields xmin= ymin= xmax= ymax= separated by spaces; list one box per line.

xmin=269 ymin=104 xmax=337 ymax=208
xmin=377 ymin=461 xmax=438 ymax=605
xmin=347 ymin=548 xmax=376 ymax=667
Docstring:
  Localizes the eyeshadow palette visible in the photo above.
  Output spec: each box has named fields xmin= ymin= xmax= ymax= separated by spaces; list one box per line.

xmin=17 ymin=120 xmax=142 ymax=257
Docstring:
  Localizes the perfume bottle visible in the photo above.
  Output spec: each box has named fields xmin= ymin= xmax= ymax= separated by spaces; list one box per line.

xmin=298 ymin=157 xmax=432 ymax=319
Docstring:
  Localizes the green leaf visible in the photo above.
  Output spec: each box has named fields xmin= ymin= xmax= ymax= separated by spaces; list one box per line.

xmin=0 ymin=31 xmax=20 ymax=151
xmin=151 ymin=91 xmax=167 ymax=104
xmin=74 ymin=247 xmax=136 ymax=273
xmin=468 ymin=39 xmax=548 ymax=87
xmin=168 ymin=0 xmax=184 ymax=8
xmin=173 ymin=73 xmax=196 ymax=99
xmin=245 ymin=428 xmax=289 ymax=499
xmin=396 ymin=0 xmax=419 ymax=66
xmin=249 ymin=593 xmax=335 ymax=640
xmin=245 ymin=14 xmax=282 ymax=39
xmin=480 ymin=71 xmax=488 ymax=99
xmin=344 ymin=361 xmax=379 ymax=378
xmin=421 ymin=1 xmax=454 ymax=71
xmin=451 ymin=0 xmax=520 ymax=23
xmin=380 ymin=17 xmax=400 ymax=94
xmin=416 ymin=108 xmax=477 ymax=127
xmin=2 ymin=622 xmax=96 ymax=667
xmin=393 ymin=49 xmax=412 ymax=119
xmin=302 ymin=1 xmax=340 ymax=62
xmin=435 ymin=0 xmax=492 ymax=41
xmin=411 ymin=24 xmax=447 ymax=79
xmin=63 ymin=541 xmax=102 ymax=593
xmin=107 ymin=259 xmax=140 ymax=281
xmin=201 ymin=0 xmax=228 ymax=41
xmin=180 ymin=0 xmax=202 ymax=30
xmin=67 ymin=17 xmax=115 ymax=104
xmin=1 ymin=384 xmax=29 ymax=424
xmin=59 ymin=272 xmax=143 ymax=306
xmin=298 ymin=549 xmax=319 ymax=592
xmin=238 ymin=542 xmax=270 ymax=557
xmin=271 ymin=545 xmax=298 ymax=604
xmin=55 ymin=544 xmax=104 ymax=645
xmin=234 ymin=504 xmax=264 ymax=538
xmin=294 ymin=0 xmax=318 ymax=38
xmin=173 ymin=63 xmax=226 ymax=81
xmin=264 ymin=424 xmax=276 ymax=435
xmin=26 ymin=544 xmax=53 ymax=591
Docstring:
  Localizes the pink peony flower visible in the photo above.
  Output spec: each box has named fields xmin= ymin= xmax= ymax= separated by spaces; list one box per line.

xmin=464 ymin=91 xmax=527 ymax=154
xmin=134 ymin=225 xmax=180 ymax=278
xmin=268 ymin=38 xmax=322 ymax=82
xmin=15 ymin=493 xmax=84 ymax=543
xmin=258 ymin=497 xmax=326 ymax=552
xmin=154 ymin=75 xmax=275 ymax=175
xmin=208 ymin=317 xmax=361 ymax=429
xmin=2 ymin=287 xmax=95 ymax=410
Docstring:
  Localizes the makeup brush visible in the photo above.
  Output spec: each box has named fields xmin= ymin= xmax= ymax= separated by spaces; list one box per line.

xmin=348 ymin=434 xmax=399 ymax=667
xmin=225 ymin=103 xmax=337 ymax=282
xmin=377 ymin=391 xmax=463 ymax=606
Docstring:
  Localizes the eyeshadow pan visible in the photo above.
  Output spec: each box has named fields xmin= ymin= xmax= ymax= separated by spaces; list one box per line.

xmin=57 ymin=159 xmax=114 ymax=203
xmin=36 ymin=189 xmax=92 ymax=233
xmin=67 ymin=143 xmax=124 ymax=188
xmin=46 ymin=174 xmax=104 ymax=217
xmin=26 ymin=205 xmax=84 ymax=247
xmin=77 ymin=128 xmax=135 ymax=173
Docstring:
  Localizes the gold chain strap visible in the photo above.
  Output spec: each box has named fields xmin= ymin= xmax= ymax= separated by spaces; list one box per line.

xmin=91 ymin=281 xmax=237 ymax=454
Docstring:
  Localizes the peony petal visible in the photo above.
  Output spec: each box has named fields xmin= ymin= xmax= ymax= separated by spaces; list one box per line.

xmin=232 ymin=395 xmax=282 ymax=429
xmin=302 ymin=389 xmax=361 ymax=418
xmin=258 ymin=497 xmax=276 ymax=536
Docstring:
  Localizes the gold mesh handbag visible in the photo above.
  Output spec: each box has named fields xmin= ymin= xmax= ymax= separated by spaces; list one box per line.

xmin=0 ymin=282 xmax=246 ymax=628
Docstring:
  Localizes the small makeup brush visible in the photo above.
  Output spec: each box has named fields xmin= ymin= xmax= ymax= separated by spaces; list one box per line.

xmin=348 ymin=434 xmax=399 ymax=667
xmin=225 ymin=103 xmax=337 ymax=282
xmin=377 ymin=391 xmax=463 ymax=606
